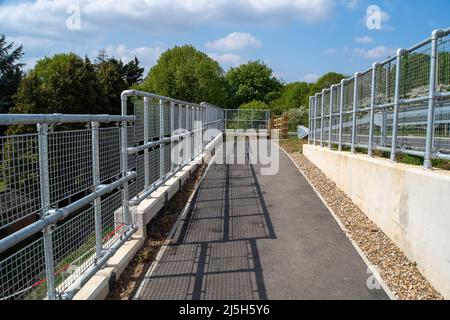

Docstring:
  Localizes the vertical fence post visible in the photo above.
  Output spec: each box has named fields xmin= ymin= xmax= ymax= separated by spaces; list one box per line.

xmin=351 ymin=72 xmax=360 ymax=153
xmin=37 ymin=122 xmax=56 ymax=300
xmin=368 ymin=63 xmax=378 ymax=157
xmin=143 ymin=97 xmax=150 ymax=189
xmin=320 ymin=90 xmax=325 ymax=147
xmin=91 ymin=121 xmax=103 ymax=263
xmin=424 ymin=30 xmax=443 ymax=169
xmin=120 ymin=95 xmax=131 ymax=231
xmin=390 ymin=49 xmax=406 ymax=162
xmin=314 ymin=94 xmax=318 ymax=145
xmin=308 ymin=97 xmax=312 ymax=144
xmin=329 ymin=86 xmax=334 ymax=148
xmin=159 ymin=99 xmax=165 ymax=180
xmin=170 ymin=101 xmax=175 ymax=173
xmin=338 ymin=80 xmax=345 ymax=151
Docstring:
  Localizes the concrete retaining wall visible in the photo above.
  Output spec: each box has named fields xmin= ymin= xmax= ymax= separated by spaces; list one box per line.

xmin=303 ymin=144 xmax=450 ymax=298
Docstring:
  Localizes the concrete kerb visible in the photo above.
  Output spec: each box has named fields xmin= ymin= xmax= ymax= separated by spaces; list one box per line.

xmin=275 ymin=143 xmax=397 ymax=300
xmin=73 ymin=133 xmax=223 ymax=300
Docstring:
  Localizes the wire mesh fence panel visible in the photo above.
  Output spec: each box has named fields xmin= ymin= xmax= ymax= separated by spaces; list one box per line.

xmin=434 ymin=96 xmax=450 ymax=155
xmin=52 ymin=205 xmax=96 ymax=294
xmin=163 ymin=101 xmax=171 ymax=136
xmin=101 ymin=189 xmax=125 ymax=250
xmin=164 ymin=144 xmax=171 ymax=175
xmin=316 ymin=94 xmax=322 ymax=144
xmin=48 ymin=129 xmax=93 ymax=206
xmin=150 ymin=102 xmax=161 ymax=140
xmin=341 ymin=80 xmax=355 ymax=145
xmin=323 ymin=91 xmax=330 ymax=146
xmin=438 ymin=35 xmax=450 ymax=92
xmin=400 ymin=43 xmax=432 ymax=100
xmin=331 ymin=85 xmax=341 ymax=144
xmin=0 ymin=237 xmax=46 ymax=300
xmin=134 ymin=100 xmax=145 ymax=143
xmin=375 ymin=60 xmax=396 ymax=106
xmin=0 ymin=133 xmax=41 ymax=231
xmin=435 ymin=35 xmax=450 ymax=155
xmin=135 ymin=154 xmax=145 ymax=196
xmin=99 ymin=126 xmax=121 ymax=183
xmin=394 ymin=44 xmax=432 ymax=152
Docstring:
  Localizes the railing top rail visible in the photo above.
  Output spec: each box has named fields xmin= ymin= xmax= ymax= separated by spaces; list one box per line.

xmin=121 ymin=89 xmax=204 ymax=108
xmin=0 ymin=113 xmax=135 ymax=126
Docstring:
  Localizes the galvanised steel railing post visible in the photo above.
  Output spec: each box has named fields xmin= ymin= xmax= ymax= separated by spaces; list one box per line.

xmin=308 ymin=97 xmax=312 ymax=144
xmin=143 ymin=97 xmax=150 ymax=189
xmin=424 ymin=30 xmax=443 ymax=169
xmin=368 ymin=63 xmax=378 ymax=157
xmin=390 ymin=49 xmax=406 ymax=162
xmin=351 ymin=72 xmax=360 ymax=154
xmin=314 ymin=93 xmax=318 ymax=145
xmin=91 ymin=121 xmax=103 ymax=261
xmin=37 ymin=122 xmax=56 ymax=300
xmin=320 ymin=90 xmax=325 ymax=147
xmin=170 ymin=101 xmax=175 ymax=173
xmin=338 ymin=79 xmax=345 ymax=151
xmin=329 ymin=85 xmax=334 ymax=148
xmin=120 ymin=94 xmax=131 ymax=230
xmin=159 ymin=99 xmax=165 ymax=179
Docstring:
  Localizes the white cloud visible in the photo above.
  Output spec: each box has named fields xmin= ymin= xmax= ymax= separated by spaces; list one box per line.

xmin=8 ymin=36 xmax=55 ymax=50
xmin=303 ymin=74 xmax=320 ymax=83
xmin=322 ymin=48 xmax=337 ymax=55
xmin=0 ymin=0 xmax=335 ymax=40
xmin=207 ymin=52 xmax=243 ymax=67
xmin=353 ymin=46 xmax=395 ymax=59
xmin=205 ymin=32 xmax=261 ymax=52
xmin=355 ymin=36 xmax=374 ymax=44
xmin=342 ymin=0 xmax=359 ymax=9
xmin=104 ymin=44 xmax=165 ymax=71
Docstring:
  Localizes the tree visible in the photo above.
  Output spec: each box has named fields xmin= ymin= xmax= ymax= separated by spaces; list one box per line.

xmin=10 ymin=53 xmax=106 ymax=134
xmin=270 ymin=81 xmax=312 ymax=115
xmin=0 ymin=34 xmax=24 ymax=134
xmin=139 ymin=45 xmax=228 ymax=106
xmin=309 ymin=72 xmax=347 ymax=96
xmin=123 ymin=56 xmax=144 ymax=86
xmin=95 ymin=59 xmax=128 ymax=114
xmin=239 ymin=100 xmax=269 ymax=110
xmin=226 ymin=60 xmax=282 ymax=107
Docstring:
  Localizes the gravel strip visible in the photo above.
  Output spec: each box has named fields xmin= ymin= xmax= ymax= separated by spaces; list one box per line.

xmin=287 ymin=150 xmax=443 ymax=300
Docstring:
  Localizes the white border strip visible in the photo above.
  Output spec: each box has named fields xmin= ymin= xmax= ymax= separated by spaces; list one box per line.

xmin=275 ymin=142 xmax=397 ymax=300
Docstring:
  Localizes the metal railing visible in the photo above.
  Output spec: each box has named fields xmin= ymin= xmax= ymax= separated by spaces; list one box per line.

xmin=309 ymin=28 xmax=450 ymax=169
xmin=0 ymin=90 xmax=224 ymax=300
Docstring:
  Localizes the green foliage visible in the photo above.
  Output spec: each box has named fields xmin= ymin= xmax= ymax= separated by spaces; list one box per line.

xmin=226 ymin=60 xmax=282 ymax=107
xmin=239 ymin=100 xmax=269 ymax=110
xmin=286 ymin=108 xmax=308 ymax=131
xmin=309 ymin=72 xmax=347 ymax=96
xmin=139 ymin=45 xmax=228 ymax=106
xmin=270 ymin=81 xmax=312 ymax=115
xmin=0 ymin=34 xmax=24 ymax=134
xmin=95 ymin=59 xmax=128 ymax=114
xmin=8 ymin=54 xmax=106 ymax=134
xmin=123 ymin=56 xmax=144 ymax=86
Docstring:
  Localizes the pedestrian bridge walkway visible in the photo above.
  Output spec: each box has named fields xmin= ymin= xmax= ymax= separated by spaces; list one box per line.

xmin=134 ymin=139 xmax=388 ymax=300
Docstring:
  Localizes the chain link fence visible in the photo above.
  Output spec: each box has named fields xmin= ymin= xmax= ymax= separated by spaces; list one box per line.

xmin=309 ymin=28 xmax=450 ymax=169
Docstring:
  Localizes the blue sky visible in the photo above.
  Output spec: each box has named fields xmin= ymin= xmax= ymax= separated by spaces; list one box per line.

xmin=1 ymin=0 xmax=449 ymax=83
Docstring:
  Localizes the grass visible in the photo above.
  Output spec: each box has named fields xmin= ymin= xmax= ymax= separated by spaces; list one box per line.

xmin=279 ymin=137 xmax=308 ymax=154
